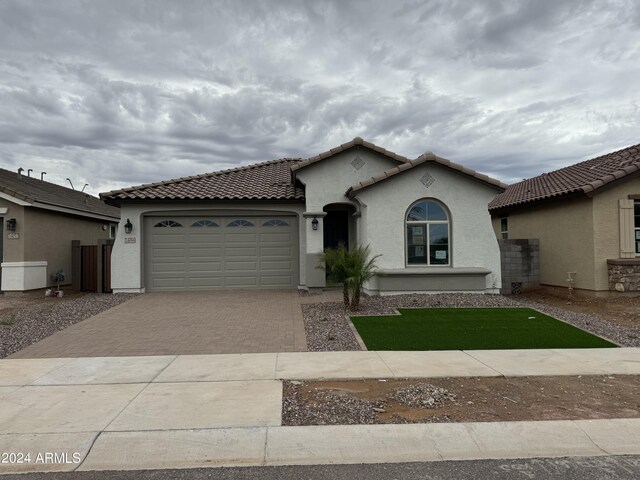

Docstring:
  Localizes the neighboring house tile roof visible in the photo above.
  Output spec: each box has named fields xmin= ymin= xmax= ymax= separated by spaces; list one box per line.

xmin=101 ymin=158 xmax=305 ymax=202
xmin=0 ymin=168 xmax=120 ymax=219
xmin=346 ymin=152 xmax=508 ymax=198
xmin=489 ymin=143 xmax=640 ymax=211
xmin=290 ymin=137 xmax=407 ymax=172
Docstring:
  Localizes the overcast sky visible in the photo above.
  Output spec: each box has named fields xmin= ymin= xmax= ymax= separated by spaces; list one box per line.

xmin=0 ymin=0 xmax=638 ymax=196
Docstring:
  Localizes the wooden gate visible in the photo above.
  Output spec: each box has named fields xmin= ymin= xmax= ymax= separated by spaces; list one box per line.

xmin=81 ymin=245 xmax=98 ymax=292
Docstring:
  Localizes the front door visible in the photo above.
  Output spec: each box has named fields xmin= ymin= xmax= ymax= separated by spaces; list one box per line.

xmin=323 ymin=210 xmax=349 ymax=250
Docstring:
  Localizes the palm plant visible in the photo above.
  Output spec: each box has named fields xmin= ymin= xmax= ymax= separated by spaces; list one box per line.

xmin=320 ymin=243 xmax=380 ymax=311
xmin=347 ymin=244 xmax=381 ymax=311
xmin=320 ymin=243 xmax=352 ymax=309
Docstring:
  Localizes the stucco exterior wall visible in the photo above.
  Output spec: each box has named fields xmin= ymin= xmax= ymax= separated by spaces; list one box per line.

xmin=491 ymin=217 xmax=501 ymax=238
xmin=23 ymin=208 xmax=115 ymax=287
xmin=295 ymin=148 xmax=399 ymax=213
xmin=592 ymin=176 xmax=640 ymax=290
xmin=0 ymin=198 xmax=25 ymax=262
xmin=294 ymin=148 xmax=399 ymax=287
xmin=493 ymin=195 xmax=596 ymax=290
xmin=355 ymin=163 xmax=502 ymax=290
xmin=111 ymin=202 xmax=305 ymax=293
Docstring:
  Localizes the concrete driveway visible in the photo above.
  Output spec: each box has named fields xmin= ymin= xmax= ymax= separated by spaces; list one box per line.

xmin=10 ymin=290 xmax=315 ymax=358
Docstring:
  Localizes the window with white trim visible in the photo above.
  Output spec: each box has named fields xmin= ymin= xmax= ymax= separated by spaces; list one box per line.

xmin=500 ymin=217 xmax=508 ymax=239
xmin=635 ymin=201 xmax=640 ymax=255
xmin=406 ymin=199 xmax=450 ymax=265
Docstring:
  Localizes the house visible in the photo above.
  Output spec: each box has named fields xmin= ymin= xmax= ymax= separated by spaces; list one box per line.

xmin=101 ymin=138 xmax=506 ymax=294
xmin=0 ymin=168 xmax=120 ymax=291
xmin=489 ymin=143 xmax=640 ymax=293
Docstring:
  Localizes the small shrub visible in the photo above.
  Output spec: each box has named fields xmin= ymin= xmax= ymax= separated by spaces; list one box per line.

xmin=0 ymin=315 xmax=16 ymax=326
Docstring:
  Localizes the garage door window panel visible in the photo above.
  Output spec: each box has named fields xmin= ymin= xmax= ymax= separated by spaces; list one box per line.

xmin=263 ymin=219 xmax=289 ymax=226
xmin=227 ymin=219 xmax=254 ymax=227
xmin=154 ymin=220 xmax=183 ymax=228
xmin=191 ymin=220 xmax=219 ymax=227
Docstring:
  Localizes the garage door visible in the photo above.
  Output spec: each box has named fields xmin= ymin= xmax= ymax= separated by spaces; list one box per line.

xmin=144 ymin=215 xmax=297 ymax=291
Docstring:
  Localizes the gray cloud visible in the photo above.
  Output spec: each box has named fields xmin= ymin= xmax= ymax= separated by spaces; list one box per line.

xmin=0 ymin=0 xmax=638 ymax=195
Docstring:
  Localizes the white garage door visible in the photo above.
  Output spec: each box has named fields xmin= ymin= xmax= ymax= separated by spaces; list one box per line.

xmin=144 ymin=215 xmax=297 ymax=291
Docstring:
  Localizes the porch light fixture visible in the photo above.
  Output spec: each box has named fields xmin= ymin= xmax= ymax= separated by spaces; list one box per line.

xmin=124 ymin=218 xmax=133 ymax=234
xmin=6 ymin=218 xmax=16 ymax=231
xmin=311 ymin=217 xmax=319 ymax=231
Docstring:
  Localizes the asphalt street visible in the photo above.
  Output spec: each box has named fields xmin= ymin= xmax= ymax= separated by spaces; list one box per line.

xmin=3 ymin=456 xmax=640 ymax=480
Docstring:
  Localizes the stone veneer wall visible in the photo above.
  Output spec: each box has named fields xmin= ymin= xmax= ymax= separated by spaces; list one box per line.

xmin=498 ymin=239 xmax=540 ymax=294
xmin=608 ymin=259 xmax=640 ymax=292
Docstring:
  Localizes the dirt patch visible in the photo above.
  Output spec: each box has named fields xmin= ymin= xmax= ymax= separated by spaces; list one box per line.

xmin=521 ymin=286 xmax=640 ymax=329
xmin=283 ymin=376 xmax=640 ymax=425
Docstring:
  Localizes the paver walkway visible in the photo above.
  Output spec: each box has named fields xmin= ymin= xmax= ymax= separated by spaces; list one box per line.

xmin=1 ymin=349 xmax=640 ymax=474
xmin=10 ymin=290 xmax=341 ymax=358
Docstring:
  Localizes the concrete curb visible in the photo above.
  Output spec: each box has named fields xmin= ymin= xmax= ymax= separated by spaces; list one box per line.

xmin=2 ymin=418 xmax=638 ymax=474
xmin=2 ymin=350 xmax=640 ymax=474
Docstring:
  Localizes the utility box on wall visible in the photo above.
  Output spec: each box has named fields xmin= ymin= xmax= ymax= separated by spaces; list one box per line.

xmin=498 ymin=239 xmax=540 ymax=294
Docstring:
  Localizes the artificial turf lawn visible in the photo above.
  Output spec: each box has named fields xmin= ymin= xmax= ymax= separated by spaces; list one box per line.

xmin=350 ymin=308 xmax=617 ymax=351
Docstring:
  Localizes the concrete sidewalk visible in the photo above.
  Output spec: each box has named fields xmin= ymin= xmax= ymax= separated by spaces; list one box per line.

xmin=1 ymin=349 xmax=640 ymax=474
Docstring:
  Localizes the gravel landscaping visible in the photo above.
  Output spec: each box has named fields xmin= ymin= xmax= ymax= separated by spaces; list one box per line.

xmin=282 ymin=375 xmax=640 ymax=426
xmin=283 ymin=379 xmax=458 ymax=425
xmin=389 ymin=383 xmax=457 ymax=409
xmin=301 ymin=293 xmax=640 ymax=351
xmin=0 ymin=293 xmax=138 ymax=358
xmin=283 ymin=382 xmax=382 ymax=425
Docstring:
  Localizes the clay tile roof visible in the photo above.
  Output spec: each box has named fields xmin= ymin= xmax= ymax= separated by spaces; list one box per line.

xmin=100 ymin=158 xmax=305 ymax=203
xmin=0 ymin=168 xmax=120 ymax=219
xmin=346 ymin=152 xmax=507 ymax=198
xmin=489 ymin=143 xmax=640 ymax=211
xmin=290 ymin=137 xmax=408 ymax=172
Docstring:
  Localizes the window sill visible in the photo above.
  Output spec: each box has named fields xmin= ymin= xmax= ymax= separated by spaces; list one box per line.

xmin=607 ymin=259 xmax=640 ymax=266
xmin=377 ymin=267 xmax=491 ymax=276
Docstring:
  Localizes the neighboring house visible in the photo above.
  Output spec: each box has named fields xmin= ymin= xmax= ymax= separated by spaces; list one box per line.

xmin=0 ymin=168 xmax=120 ymax=291
xmin=101 ymin=138 xmax=506 ymax=295
xmin=489 ymin=143 xmax=640 ymax=293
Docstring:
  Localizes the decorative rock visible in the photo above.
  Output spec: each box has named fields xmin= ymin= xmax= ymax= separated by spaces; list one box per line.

xmin=608 ymin=263 xmax=640 ymax=292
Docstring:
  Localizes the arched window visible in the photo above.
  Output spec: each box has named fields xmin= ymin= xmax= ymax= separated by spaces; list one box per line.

xmin=263 ymin=219 xmax=289 ymax=227
xmin=191 ymin=220 xmax=219 ymax=227
xmin=227 ymin=219 xmax=254 ymax=227
xmin=154 ymin=220 xmax=183 ymax=228
xmin=406 ymin=199 xmax=450 ymax=265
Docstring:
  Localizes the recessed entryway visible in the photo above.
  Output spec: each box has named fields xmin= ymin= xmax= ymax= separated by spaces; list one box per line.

xmin=322 ymin=204 xmax=355 ymax=250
